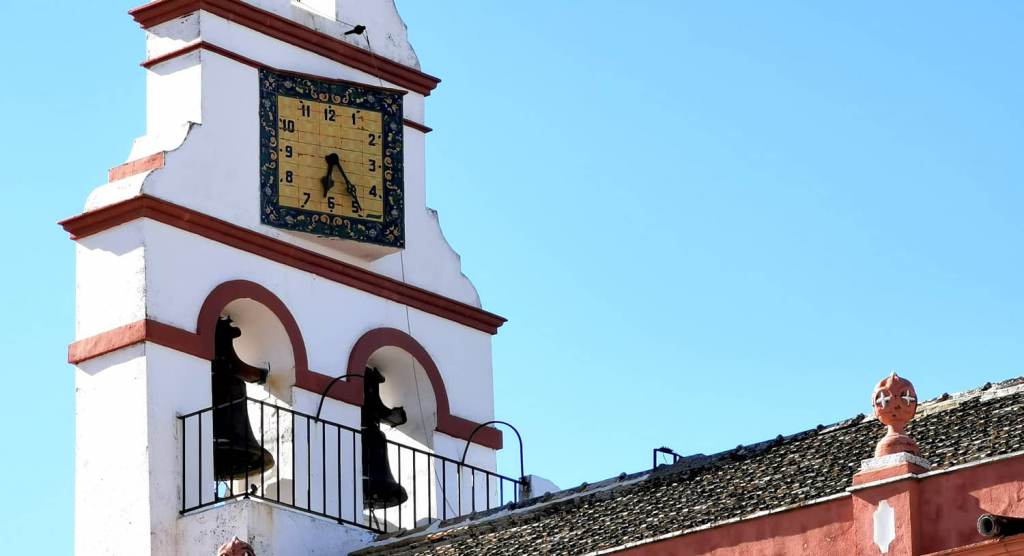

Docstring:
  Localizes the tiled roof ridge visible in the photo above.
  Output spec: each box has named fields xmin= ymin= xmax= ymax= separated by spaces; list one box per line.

xmin=353 ymin=374 xmax=1024 ymax=555
xmin=357 ymin=472 xmax=652 ymax=554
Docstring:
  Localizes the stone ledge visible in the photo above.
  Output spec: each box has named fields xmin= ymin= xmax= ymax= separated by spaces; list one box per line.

xmin=860 ymin=452 xmax=932 ymax=473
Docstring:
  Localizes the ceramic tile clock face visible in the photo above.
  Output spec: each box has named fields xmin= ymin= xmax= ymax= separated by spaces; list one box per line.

xmin=259 ymin=69 xmax=405 ymax=247
xmin=276 ymin=97 xmax=384 ymax=222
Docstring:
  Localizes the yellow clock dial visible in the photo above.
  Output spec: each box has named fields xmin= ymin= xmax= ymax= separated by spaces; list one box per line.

xmin=275 ymin=96 xmax=384 ymax=222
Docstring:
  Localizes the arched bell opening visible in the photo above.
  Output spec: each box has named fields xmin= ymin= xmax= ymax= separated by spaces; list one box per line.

xmin=221 ymin=298 xmax=297 ymax=404
xmin=369 ymin=346 xmax=438 ymax=451
xmin=363 ymin=346 xmax=441 ymax=531
xmin=217 ymin=298 xmax=299 ymax=505
xmin=196 ymin=280 xmax=308 ymax=507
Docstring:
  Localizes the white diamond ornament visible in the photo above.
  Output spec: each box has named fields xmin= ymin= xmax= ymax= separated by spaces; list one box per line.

xmin=873 ymin=500 xmax=896 ymax=553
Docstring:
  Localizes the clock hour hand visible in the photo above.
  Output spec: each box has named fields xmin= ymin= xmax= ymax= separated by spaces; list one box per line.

xmin=322 ymin=153 xmax=362 ymax=213
xmin=321 ymin=153 xmax=340 ymax=196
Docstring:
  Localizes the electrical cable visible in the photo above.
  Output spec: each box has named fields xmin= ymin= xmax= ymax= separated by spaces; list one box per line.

xmin=361 ymin=27 xmax=458 ymax=520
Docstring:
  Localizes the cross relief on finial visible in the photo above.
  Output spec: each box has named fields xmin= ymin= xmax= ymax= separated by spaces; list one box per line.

xmin=874 ymin=391 xmax=892 ymax=409
xmin=870 ymin=372 xmax=921 ymax=457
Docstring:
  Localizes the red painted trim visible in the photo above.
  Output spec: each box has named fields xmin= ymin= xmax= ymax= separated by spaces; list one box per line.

xmin=69 ymin=321 xmax=147 ymax=364
xmin=128 ymin=0 xmax=441 ymax=95
xmin=69 ymin=283 xmax=500 ymax=448
xmin=194 ymin=279 xmax=308 ymax=368
xmin=404 ymin=119 xmax=432 ymax=134
xmin=58 ymin=196 xmax=506 ymax=334
xmin=144 ymin=41 xmax=406 ymax=95
xmin=68 ymin=318 xmax=202 ymax=363
xmin=295 ymin=327 xmax=503 ymax=449
xmin=141 ymin=41 xmax=427 ymax=132
xmin=140 ymin=42 xmax=202 ymax=69
xmin=108 ymin=152 xmax=166 ymax=182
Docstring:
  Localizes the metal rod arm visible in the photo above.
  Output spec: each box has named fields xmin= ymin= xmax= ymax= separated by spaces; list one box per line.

xmin=459 ymin=420 xmax=525 ymax=482
xmin=314 ymin=374 xmax=364 ymax=421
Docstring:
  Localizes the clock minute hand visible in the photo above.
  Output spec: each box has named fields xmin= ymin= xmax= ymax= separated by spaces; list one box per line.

xmin=323 ymin=152 xmax=362 ymax=213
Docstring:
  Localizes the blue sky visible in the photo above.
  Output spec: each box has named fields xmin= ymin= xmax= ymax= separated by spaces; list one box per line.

xmin=1 ymin=1 xmax=1022 ymax=552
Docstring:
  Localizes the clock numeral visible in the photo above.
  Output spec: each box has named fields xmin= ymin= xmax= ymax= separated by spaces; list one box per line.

xmin=279 ymin=118 xmax=295 ymax=133
xmin=300 ymin=103 xmax=311 ymax=117
xmin=284 ymin=145 xmax=293 ymax=158
xmin=285 ymin=170 xmax=294 ymax=183
xmin=351 ymin=113 xmax=358 ymax=125
xmin=301 ymin=192 xmax=311 ymax=207
xmin=368 ymin=159 xmax=376 ymax=172
xmin=327 ymin=197 xmax=336 ymax=211
xmin=367 ymin=133 xmax=377 ymax=146
xmin=351 ymin=200 xmax=360 ymax=213
xmin=369 ymin=185 xmax=378 ymax=198
xmin=324 ymin=107 xmax=336 ymax=122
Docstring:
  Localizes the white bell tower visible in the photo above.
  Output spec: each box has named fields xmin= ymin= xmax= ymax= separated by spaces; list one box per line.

xmin=63 ymin=1 xmax=510 ymax=554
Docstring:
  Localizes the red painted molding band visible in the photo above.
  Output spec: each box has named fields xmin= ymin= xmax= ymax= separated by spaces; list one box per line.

xmin=128 ymin=0 xmax=441 ymax=95
xmin=108 ymin=152 xmax=166 ymax=182
xmin=139 ymin=41 xmax=202 ymax=69
xmin=404 ymin=119 xmax=432 ymax=134
xmin=58 ymin=196 xmax=506 ymax=335
xmin=336 ymin=327 xmax=501 ymax=449
xmin=68 ymin=319 xmax=203 ymax=364
xmin=68 ymin=311 xmax=502 ymax=448
xmin=140 ymin=41 xmax=431 ymax=133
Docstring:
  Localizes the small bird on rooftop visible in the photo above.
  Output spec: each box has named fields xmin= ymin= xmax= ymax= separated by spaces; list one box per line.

xmin=345 ymin=25 xmax=366 ymax=36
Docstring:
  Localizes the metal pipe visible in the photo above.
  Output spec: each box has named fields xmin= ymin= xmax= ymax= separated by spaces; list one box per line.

xmin=978 ymin=513 xmax=1024 ymax=538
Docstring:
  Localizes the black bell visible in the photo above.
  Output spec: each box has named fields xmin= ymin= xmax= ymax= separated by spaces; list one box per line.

xmin=361 ymin=367 xmax=408 ymax=509
xmin=212 ymin=318 xmax=275 ymax=481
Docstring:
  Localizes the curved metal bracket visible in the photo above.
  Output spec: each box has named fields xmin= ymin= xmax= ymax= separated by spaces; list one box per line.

xmin=314 ymin=373 xmax=364 ymax=421
xmin=459 ymin=420 xmax=525 ymax=482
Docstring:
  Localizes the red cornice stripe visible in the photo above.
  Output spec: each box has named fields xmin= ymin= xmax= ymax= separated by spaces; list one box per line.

xmin=404 ymin=119 xmax=432 ymax=134
xmin=58 ymin=196 xmax=506 ymax=335
xmin=108 ymin=152 xmax=166 ymax=182
xmin=141 ymin=41 xmax=430 ymax=133
xmin=139 ymin=41 xmax=202 ymax=69
xmin=68 ymin=318 xmax=502 ymax=449
xmin=128 ymin=0 xmax=441 ymax=96
xmin=68 ymin=319 xmax=203 ymax=364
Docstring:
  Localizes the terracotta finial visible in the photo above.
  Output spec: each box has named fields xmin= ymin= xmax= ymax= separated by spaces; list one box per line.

xmin=217 ymin=537 xmax=255 ymax=556
xmin=871 ymin=372 xmax=919 ymax=457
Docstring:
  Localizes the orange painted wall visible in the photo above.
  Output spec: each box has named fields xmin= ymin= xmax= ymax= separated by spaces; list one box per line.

xmin=620 ymin=497 xmax=852 ymax=556
xmin=917 ymin=458 xmax=1024 ymax=554
xmin=618 ymin=456 xmax=1024 ymax=556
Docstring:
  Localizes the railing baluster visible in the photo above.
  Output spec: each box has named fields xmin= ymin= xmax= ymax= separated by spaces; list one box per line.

xmin=260 ymin=402 xmax=265 ymax=498
xmin=397 ymin=445 xmax=402 ymax=528
xmin=306 ymin=415 xmax=311 ymax=510
xmin=321 ymin=421 xmax=326 ymax=514
xmin=427 ymin=453 xmax=433 ymax=523
xmin=275 ymin=407 xmax=281 ymax=503
xmin=177 ymin=398 xmax=521 ymax=531
xmin=412 ymin=450 xmax=418 ymax=527
xmin=242 ymin=401 xmax=248 ymax=498
xmin=181 ymin=417 xmax=186 ymax=512
xmin=342 ymin=425 xmax=346 ymax=522
xmin=291 ymin=411 xmax=296 ymax=507
xmin=351 ymin=430 xmax=357 ymax=526
xmin=198 ymin=413 xmax=203 ymax=505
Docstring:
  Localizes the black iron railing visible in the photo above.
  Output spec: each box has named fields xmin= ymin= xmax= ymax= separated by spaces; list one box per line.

xmin=178 ymin=397 xmax=521 ymax=533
